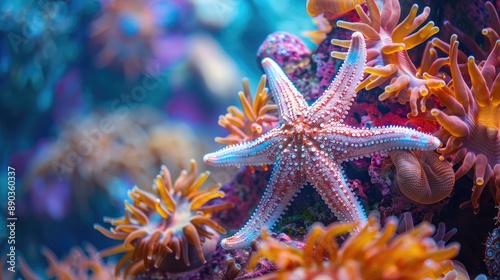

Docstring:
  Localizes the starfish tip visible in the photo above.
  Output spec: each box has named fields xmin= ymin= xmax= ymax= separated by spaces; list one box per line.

xmin=221 ymin=237 xmax=234 ymax=250
xmin=429 ymin=136 xmax=441 ymax=149
xmin=261 ymin=57 xmax=276 ymax=69
xmin=351 ymin=31 xmax=363 ymax=39
xmin=203 ymin=153 xmax=213 ymax=164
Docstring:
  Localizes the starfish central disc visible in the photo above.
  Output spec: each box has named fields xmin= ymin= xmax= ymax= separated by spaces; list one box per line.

xmin=204 ymin=32 xmax=441 ymax=250
xmin=294 ymin=123 xmax=304 ymax=133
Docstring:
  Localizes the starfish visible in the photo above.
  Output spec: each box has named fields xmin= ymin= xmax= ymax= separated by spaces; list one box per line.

xmin=204 ymin=32 xmax=441 ymax=250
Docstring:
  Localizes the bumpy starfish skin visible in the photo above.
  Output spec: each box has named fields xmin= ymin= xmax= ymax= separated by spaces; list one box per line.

xmin=204 ymin=32 xmax=441 ymax=250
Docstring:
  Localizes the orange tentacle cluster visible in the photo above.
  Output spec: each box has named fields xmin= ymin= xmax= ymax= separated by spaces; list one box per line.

xmin=248 ymin=216 xmax=460 ymax=280
xmin=306 ymin=0 xmax=365 ymax=18
xmin=418 ymin=34 xmax=500 ymax=214
xmin=303 ymin=15 xmax=333 ymax=45
xmin=439 ymin=1 xmax=500 ymax=62
xmin=94 ymin=160 xmax=233 ymax=278
xmin=19 ymin=244 xmax=116 ymax=280
xmin=216 ymin=75 xmax=278 ymax=145
xmin=331 ymin=0 xmax=443 ymax=116
xmin=389 ymin=150 xmax=454 ymax=205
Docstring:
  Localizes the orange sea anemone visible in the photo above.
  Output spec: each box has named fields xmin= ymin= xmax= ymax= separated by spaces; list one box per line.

xmin=248 ymin=215 xmax=460 ymax=280
xmin=215 ymin=75 xmax=278 ymax=145
xmin=94 ymin=160 xmax=233 ymax=278
xmin=416 ymin=35 xmax=500 ymax=214
xmin=331 ymin=0 xmax=443 ymax=116
xmin=19 ymin=244 xmax=116 ymax=280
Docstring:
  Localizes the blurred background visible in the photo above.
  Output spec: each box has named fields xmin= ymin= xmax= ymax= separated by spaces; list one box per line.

xmin=0 ymin=0 xmax=314 ymax=276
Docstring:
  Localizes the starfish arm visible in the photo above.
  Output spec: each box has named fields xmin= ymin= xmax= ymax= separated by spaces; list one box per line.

xmin=220 ymin=160 xmax=305 ymax=249
xmin=321 ymin=125 xmax=441 ymax=161
xmin=310 ymin=160 xmax=367 ymax=231
xmin=261 ymin=58 xmax=309 ymax=125
xmin=204 ymin=129 xmax=282 ymax=167
xmin=308 ymin=32 xmax=367 ymax=123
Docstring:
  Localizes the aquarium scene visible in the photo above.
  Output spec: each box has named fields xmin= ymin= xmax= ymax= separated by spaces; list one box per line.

xmin=2 ymin=0 xmax=500 ymax=279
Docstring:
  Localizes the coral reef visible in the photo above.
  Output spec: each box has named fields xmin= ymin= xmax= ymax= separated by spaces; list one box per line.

xmin=10 ymin=0 xmax=500 ymax=278
xmin=305 ymin=14 xmax=359 ymax=101
xmin=257 ymin=32 xmax=312 ymax=81
xmin=215 ymin=167 xmax=271 ymax=231
xmin=367 ymin=151 xmax=453 ymax=222
xmin=25 ymin=108 xmax=207 ymax=219
xmin=396 ymin=211 xmax=457 ymax=245
xmin=485 ymin=224 xmax=500 ymax=278
xmin=257 ymin=32 xmax=315 ymax=98
xmin=205 ymin=32 xmax=442 ymax=250
xmin=94 ymin=160 xmax=233 ymax=278
xmin=272 ymin=184 xmax=338 ymax=237
xmin=0 ymin=0 xmax=78 ymax=115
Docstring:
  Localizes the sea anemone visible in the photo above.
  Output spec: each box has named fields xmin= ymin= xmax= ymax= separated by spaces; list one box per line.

xmin=419 ymin=35 xmax=500 ymax=213
xmin=331 ymin=0 xmax=443 ymax=116
xmin=396 ymin=212 xmax=457 ymax=245
xmin=215 ymin=75 xmax=278 ymax=145
xmin=94 ymin=159 xmax=233 ymax=278
xmin=19 ymin=244 xmax=116 ymax=280
xmin=248 ymin=215 xmax=460 ymax=279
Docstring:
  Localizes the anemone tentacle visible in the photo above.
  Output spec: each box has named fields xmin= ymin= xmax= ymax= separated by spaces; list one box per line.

xmin=95 ymin=160 xmax=233 ymax=278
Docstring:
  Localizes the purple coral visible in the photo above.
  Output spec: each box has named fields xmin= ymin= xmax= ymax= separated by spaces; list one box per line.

xmin=212 ymin=167 xmax=270 ymax=231
xmin=256 ymin=32 xmax=316 ymax=99
xmin=257 ymin=32 xmax=311 ymax=78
